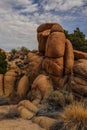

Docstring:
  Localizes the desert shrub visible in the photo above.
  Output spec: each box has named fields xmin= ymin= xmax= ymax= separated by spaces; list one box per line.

xmin=36 ymin=90 xmax=74 ymax=119
xmin=0 ymin=52 xmax=8 ymax=74
xmin=47 ymin=90 xmax=74 ymax=110
xmin=11 ymin=47 xmax=29 ymax=55
xmin=50 ymin=121 xmax=64 ymax=130
xmin=21 ymin=46 xmax=28 ymax=51
xmin=51 ymin=102 xmax=87 ymax=130
xmin=11 ymin=48 xmax=17 ymax=54
xmin=64 ymin=28 xmax=87 ymax=52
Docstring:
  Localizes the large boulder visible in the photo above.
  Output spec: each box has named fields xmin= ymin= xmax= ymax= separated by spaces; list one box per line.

xmin=50 ymin=24 xmax=64 ymax=33
xmin=71 ymin=59 xmax=87 ymax=97
xmin=17 ymin=100 xmax=38 ymax=119
xmin=32 ymin=116 xmax=57 ymax=130
xmin=71 ymin=76 xmax=87 ymax=97
xmin=74 ymin=50 xmax=87 ymax=60
xmin=28 ymin=52 xmax=43 ymax=63
xmin=45 ymin=32 xmax=66 ymax=58
xmin=17 ymin=75 xmax=29 ymax=98
xmin=37 ymin=23 xmax=64 ymax=54
xmin=18 ymin=100 xmax=38 ymax=113
xmin=64 ymin=39 xmax=74 ymax=75
xmin=31 ymin=74 xmax=53 ymax=101
xmin=4 ymin=70 xmax=17 ymax=97
xmin=42 ymin=57 xmax=63 ymax=77
xmin=74 ymin=59 xmax=87 ymax=78
xmin=18 ymin=106 xmax=34 ymax=119
xmin=37 ymin=30 xmax=50 ymax=54
xmin=37 ymin=23 xmax=64 ymax=33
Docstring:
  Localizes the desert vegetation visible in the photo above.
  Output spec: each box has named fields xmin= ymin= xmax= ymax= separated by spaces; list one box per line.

xmin=64 ymin=27 xmax=87 ymax=52
xmin=0 ymin=51 xmax=8 ymax=74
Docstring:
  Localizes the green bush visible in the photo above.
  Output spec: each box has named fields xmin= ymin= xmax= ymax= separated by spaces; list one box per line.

xmin=0 ymin=52 xmax=8 ymax=74
xmin=64 ymin=28 xmax=87 ymax=52
xmin=11 ymin=49 xmax=17 ymax=54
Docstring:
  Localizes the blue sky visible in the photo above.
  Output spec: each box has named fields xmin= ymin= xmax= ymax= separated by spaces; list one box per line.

xmin=0 ymin=0 xmax=87 ymax=51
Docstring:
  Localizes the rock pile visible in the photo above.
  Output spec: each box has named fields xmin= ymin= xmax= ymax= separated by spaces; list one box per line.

xmin=37 ymin=23 xmax=74 ymax=88
xmin=1 ymin=22 xmax=87 ymax=103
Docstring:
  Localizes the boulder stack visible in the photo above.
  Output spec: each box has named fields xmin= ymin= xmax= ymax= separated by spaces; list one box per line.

xmin=37 ymin=23 xmax=74 ymax=88
xmin=37 ymin=23 xmax=64 ymax=54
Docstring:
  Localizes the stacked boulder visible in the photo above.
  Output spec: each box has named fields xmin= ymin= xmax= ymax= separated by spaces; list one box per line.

xmin=1 ymin=22 xmax=87 ymax=105
xmin=71 ymin=59 xmax=87 ymax=97
xmin=37 ymin=23 xmax=74 ymax=88
xmin=74 ymin=50 xmax=87 ymax=60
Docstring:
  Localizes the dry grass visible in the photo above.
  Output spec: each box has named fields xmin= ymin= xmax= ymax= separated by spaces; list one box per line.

xmin=61 ymin=102 xmax=87 ymax=129
xmin=51 ymin=102 xmax=87 ymax=130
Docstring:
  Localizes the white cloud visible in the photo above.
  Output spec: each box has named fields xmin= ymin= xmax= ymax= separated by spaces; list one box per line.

xmin=0 ymin=20 xmax=38 ymax=51
xmin=42 ymin=0 xmax=84 ymax=11
xmin=58 ymin=0 xmax=84 ymax=11
xmin=0 ymin=0 xmax=39 ymax=51
xmin=20 ymin=4 xmax=38 ymax=13
xmin=12 ymin=0 xmax=31 ymax=5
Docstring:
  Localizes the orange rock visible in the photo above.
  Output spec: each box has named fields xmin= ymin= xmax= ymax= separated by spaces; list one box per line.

xmin=32 ymin=116 xmax=57 ymax=130
xmin=64 ymin=39 xmax=74 ymax=75
xmin=37 ymin=30 xmax=50 ymax=54
xmin=31 ymin=74 xmax=53 ymax=100
xmin=37 ymin=23 xmax=64 ymax=54
xmin=18 ymin=106 xmax=34 ymax=119
xmin=50 ymin=24 xmax=64 ymax=33
xmin=4 ymin=70 xmax=17 ymax=97
xmin=42 ymin=57 xmax=63 ymax=77
xmin=45 ymin=32 xmax=66 ymax=58
xmin=71 ymin=76 xmax=87 ymax=96
xmin=74 ymin=50 xmax=87 ymax=60
xmin=17 ymin=75 xmax=29 ymax=98
xmin=18 ymin=100 xmax=38 ymax=113
xmin=37 ymin=23 xmax=57 ymax=33
xmin=74 ymin=59 xmax=87 ymax=78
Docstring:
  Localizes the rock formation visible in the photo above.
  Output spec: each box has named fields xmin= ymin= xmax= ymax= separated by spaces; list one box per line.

xmin=37 ymin=23 xmax=74 ymax=88
xmin=0 ymin=22 xmax=87 ymax=102
xmin=0 ymin=23 xmax=87 ymax=130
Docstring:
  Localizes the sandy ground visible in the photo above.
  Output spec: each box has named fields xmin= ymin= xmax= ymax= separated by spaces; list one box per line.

xmin=0 ymin=118 xmax=46 ymax=130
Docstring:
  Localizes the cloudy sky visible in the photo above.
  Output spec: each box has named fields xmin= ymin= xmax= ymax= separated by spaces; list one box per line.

xmin=0 ymin=0 xmax=87 ymax=51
